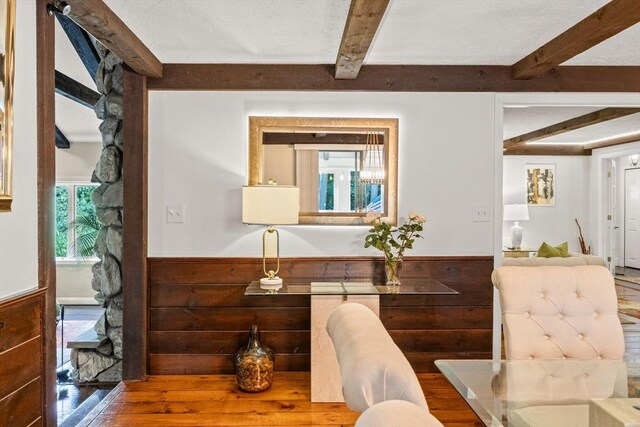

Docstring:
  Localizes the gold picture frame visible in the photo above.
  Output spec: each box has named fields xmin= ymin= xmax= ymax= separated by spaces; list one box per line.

xmin=249 ymin=116 xmax=398 ymax=225
xmin=0 ymin=0 xmax=15 ymax=212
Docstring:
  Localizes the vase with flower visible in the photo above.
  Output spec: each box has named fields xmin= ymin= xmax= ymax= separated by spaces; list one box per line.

xmin=364 ymin=212 xmax=426 ymax=290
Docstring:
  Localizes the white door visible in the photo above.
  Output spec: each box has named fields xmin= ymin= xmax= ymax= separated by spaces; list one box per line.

xmin=625 ymin=168 xmax=640 ymax=268
xmin=604 ymin=160 xmax=617 ymax=273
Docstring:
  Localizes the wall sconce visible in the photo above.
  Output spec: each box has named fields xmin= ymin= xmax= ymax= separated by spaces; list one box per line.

xmin=630 ymin=154 xmax=639 ymax=167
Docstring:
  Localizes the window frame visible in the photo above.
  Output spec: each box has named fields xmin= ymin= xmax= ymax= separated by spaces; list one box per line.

xmin=55 ymin=182 xmax=100 ymax=263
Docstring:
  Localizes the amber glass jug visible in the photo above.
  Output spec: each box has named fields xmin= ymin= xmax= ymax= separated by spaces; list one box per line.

xmin=235 ymin=325 xmax=274 ymax=392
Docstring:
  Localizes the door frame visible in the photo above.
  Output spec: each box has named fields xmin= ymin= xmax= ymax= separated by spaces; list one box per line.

xmin=36 ymin=0 xmax=57 ymax=424
xmin=492 ymin=93 xmax=640 ymax=361
xmin=624 ymin=166 xmax=640 ymax=268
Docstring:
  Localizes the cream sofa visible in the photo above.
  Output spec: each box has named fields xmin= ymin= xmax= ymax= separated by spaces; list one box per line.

xmin=326 ymin=303 xmax=443 ymax=427
xmin=502 ymin=252 xmax=606 ymax=267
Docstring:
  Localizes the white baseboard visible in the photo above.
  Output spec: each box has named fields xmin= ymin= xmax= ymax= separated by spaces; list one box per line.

xmin=56 ymin=297 xmax=98 ymax=306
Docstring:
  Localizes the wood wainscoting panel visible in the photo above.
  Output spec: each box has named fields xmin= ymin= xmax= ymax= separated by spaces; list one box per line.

xmin=0 ymin=290 xmax=45 ymax=425
xmin=147 ymin=256 xmax=493 ymax=374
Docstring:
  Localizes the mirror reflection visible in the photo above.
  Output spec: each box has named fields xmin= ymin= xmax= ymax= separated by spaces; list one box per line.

xmin=262 ymin=133 xmax=385 ymax=215
xmin=249 ymin=117 xmax=398 ymax=225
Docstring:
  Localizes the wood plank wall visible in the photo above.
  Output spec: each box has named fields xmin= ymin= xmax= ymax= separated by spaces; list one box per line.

xmin=147 ymin=256 xmax=493 ymax=375
xmin=0 ymin=290 xmax=45 ymax=426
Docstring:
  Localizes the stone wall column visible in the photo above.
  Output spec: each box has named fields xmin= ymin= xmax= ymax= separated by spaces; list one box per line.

xmin=70 ymin=44 xmax=124 ymax=382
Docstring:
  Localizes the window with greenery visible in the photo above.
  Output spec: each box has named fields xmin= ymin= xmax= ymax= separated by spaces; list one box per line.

xmin=55 ymin=184 xmax=99 ymax=260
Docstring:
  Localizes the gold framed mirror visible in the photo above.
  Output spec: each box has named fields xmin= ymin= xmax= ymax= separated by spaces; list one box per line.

xmin=249 ymin=117 xmax=398 ymax=225
xmin=0 ymin=0 xmax=15 ymax=212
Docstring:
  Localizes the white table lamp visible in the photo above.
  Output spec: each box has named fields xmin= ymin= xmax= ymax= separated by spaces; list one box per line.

xmin=242 ymin=184 xmax=299 ymax=291
xmin=504 ymin=204 xmax=529 ymax=249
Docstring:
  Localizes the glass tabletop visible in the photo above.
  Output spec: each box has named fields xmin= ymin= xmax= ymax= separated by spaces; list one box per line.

xmin=244 ymin=278 xmax=458 ymax=296
xmin=435 ymin=359 xmax=640 ymax=427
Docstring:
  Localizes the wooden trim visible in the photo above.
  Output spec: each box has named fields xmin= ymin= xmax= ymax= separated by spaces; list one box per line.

xmin=147 ymin=64 xmax=640 ymax=92
xmin=504 ymin=108 xmax=640 ymax=150
xmin=335 ymin=0 xmax=390 ymax=79
xmin=0 ymin=287 xmax=46 ymax=309
xmin=512 ymin=0 xmax=640 ymax=79
xmin=63 ymin=0 xmax=163 ymax=78
xmin=36 ymin=1 xmax=57 ymax=424
xmin=122 ymin=67 xmax=148 ymax=381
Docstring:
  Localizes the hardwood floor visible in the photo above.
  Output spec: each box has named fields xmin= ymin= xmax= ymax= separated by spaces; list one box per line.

xmin=77 ymin=372 xmax=483 ymax=426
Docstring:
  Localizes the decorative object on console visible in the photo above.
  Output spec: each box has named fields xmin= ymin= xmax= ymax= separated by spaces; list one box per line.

xmin=364 ymin=212 xmax=426 ymax=288
xmin=575 ymin=218 xmax=591 ymax=254
xmin=236 ymin=325 xmax=274 ymax=392
xmin=242 ymin=183 xmax=299 ymax=291
xmin=537 ymin=241 xmax=569 ymax=258
xmin=630 ymin=154 xmax=639 ymax=167
xmin=503 ymin=203 xmax=529 ymax=249
xmin=526 ymin=164 xmax=555 ymax=206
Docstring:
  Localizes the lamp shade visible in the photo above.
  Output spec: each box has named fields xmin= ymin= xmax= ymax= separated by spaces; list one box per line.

xmin=242 ymin=185 xmax=300 ymax=225
xmin=503 ymin=203 xmax=529 ymax=221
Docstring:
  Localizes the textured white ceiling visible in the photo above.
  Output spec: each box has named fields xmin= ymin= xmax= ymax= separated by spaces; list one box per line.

xmin=504 ymin=107 xmax=640 ymax=146
xmin=102 ymin=0 xmax=639 ymax=65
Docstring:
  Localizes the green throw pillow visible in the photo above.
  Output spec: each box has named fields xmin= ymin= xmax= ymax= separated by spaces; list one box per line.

xmin=537 ymin=241 xmax=569 ymax=258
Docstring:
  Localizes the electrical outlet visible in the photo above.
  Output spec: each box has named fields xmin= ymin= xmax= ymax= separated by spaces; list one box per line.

xmin=473 ymin=205 xmax=491 ymax=222
xmin=166 ymin=205 xmax=185 ymax=224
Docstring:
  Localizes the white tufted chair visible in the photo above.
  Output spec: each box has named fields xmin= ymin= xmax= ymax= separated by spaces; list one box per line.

xmin=492 ymin=266 xmax=625 ymax=361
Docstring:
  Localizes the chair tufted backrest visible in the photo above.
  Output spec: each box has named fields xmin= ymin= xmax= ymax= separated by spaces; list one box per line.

xmin=492 ymin=266 xmax=624 ymax=360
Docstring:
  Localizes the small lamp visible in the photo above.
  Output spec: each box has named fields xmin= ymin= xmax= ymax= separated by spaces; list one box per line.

xmin=242 ymin=184 xmax=299 ymax=291
xmin=504 ymin=204 xmax=529 ymax=249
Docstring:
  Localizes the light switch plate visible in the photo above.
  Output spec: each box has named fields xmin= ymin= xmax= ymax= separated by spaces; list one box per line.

xmin=166 ymin=205 xmax=185 ymax=223
xmin=473 ymin=204 xmax=491 ymax=222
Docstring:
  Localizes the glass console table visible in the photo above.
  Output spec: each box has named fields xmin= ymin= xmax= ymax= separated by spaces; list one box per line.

xmin=244 ymin=278 xmax=458 ymax=296
xmin=245 ymin=279 xmax=458 ymax=403
xmin=436 ymin=359 xmax=640 ymax=426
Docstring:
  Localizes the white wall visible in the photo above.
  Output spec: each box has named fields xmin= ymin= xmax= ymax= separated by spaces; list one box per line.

xmin=503 ymin=155 xmax=590 ymax=253
xmin=0 ymin=1 xmax=38 ymax=300
xmin=148 ymin=92 xmax=495 ymax=257
xmin=56 ymin=142 xmax=102 ymax=182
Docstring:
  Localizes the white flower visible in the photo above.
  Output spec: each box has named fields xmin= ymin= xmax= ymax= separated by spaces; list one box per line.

xmin=408 ymin=212 xmax=426 ymax=224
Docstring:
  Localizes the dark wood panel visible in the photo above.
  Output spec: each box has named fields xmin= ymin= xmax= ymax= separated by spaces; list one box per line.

xmin=149 ymin=308 xmax=310 ymax=332
xmin=406 ymin=352 xmax=492 ymax=373
xmin=380 ymin=306 xmax=493 ymax=330
xmin=0 ymin=291 xmax=42 ymax=353
xmin=149 ymin=331 xmax=310 ymax=355
xmin=122 ymin=67 xmax=149 ymax=381
xmin=0 ymin=378 xmax=42 ymax=427
xmin=0 ymin=337 xmax=42 ymax=401
xmin=36 ymin=0 xmax=57 ymax=423
xmin=388 ymin=329 xmax=492 ymax=353
xmin=147 ymin=256 xmax=494 ymax=285
xmin=149 ymin=284 xmax=310 ymax=308
xmin=147 ymin=64 xmax=640 ymax=92
xmin=149 ymin=354 xmax=309 ymax=375
xmin=381 ymin=282 xmax=492 ymax=307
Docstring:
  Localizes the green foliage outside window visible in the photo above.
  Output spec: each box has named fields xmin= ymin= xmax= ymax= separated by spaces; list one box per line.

xmin=55 ymin=186 xmax=69 ymax=257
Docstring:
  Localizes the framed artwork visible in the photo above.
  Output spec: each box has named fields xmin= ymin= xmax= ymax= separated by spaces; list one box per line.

xmin=526 ymin=164 xmax=555 ymax=206
xmin=0 ymin=0 xmax=15 ymax=212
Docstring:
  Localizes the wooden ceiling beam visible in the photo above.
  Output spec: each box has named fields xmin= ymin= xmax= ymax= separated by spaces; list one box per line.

xmin=61 ymin=0 xmax=163 ymax=78
xmin=55 ymin=70 xmax=101 ymax=108
xmin=504 ymin=107 xmax=640 ymax=151
xmin=512 ymin=0 xmax=640 ymax=79
xmin=55 ymin=126 xmax=71 ymax=149
xmin=335 ymin=0 xmax=390 ymax=79
xmin=55 ymin=13 xmax=100 ymax=83
xmin=148 ymin=64 xmax=640 ymax=92
xmin=263 ymin=132 xmax=368 ymax=145
xmin=504 ymin=145 xmax=591 ymax=156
